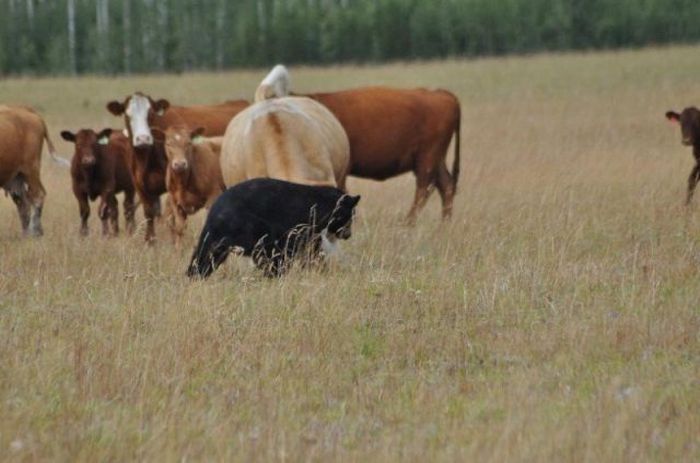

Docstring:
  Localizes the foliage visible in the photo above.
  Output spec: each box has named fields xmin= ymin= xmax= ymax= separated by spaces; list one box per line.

xmin=2 ymin=0 xmax=700 ymax=75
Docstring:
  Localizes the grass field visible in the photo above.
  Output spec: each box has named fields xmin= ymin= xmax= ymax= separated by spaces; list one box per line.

xmin=1 ymin=45 xmax=699 ymax=462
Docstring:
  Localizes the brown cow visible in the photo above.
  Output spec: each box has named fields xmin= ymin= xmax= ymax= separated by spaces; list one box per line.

xmin=154 ymin=126 xmax=225 ymax=248
xmin=666 ymin=107 xmax=700 ymax=205
xmin=61 ymin=129 xmax=136 ymax=236
xmin=303 ymin=87 xmax=461 ymax=223
xmin=0 ymin=105 xmax=68 ymax=237
xmin=106 ymin=93 xmax=249 ymax=242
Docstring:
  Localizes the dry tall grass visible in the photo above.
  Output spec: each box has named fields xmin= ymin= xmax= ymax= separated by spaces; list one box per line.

xmin=1 ymin=46 xmax=699 ymax=462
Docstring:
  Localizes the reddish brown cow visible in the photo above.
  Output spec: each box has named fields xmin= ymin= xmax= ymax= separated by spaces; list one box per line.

xmin=106 ymin=93 xmax=249 ymax=242
xmin=667 ymin=107 xmax=700 ymax=205
xmin=61 ymin=129 xmax=136 ymax=236
xmin=303 ymin=87 xmax=461 ymax=223
xmin=154 ymin=126 xmax=226 ymax=247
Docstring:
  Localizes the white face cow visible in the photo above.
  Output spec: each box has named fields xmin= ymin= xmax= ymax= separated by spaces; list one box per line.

xmin=106 ymin=92 xmax=170 ymax=149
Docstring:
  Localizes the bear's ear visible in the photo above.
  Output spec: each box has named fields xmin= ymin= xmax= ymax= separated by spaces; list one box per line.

xmin=347 ymin=195 xmax=361 ymax=208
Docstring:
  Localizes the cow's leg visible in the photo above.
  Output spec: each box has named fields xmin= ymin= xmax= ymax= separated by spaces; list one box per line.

xmin=146 ymin=204 xmax=156 ymax=243
xmin=154 ymin=196 xmax=163 ymax=219
xmin=167 ymin=199 xmax=187 ymax=249
xmin=6 ymin=175 xmax=31 ymax=234
xmin=142 ymin=198 xmax=158 ymax=244
xmin=435 ymin=162 xmax=456 ymax=220
xmin=77 ymin=194 xmax=90 ymax=236
xmin=686 ymin=164 xmax=700 ymax=206
xmin=406 ymin=171 xmax=435 ymax=225
xmin=98 ymin=196 xmax=110 ymax=237
xmin=123 ymin=191 xmax=136 ymax=235
xmin=102 ymin=193 xmax=119 ymax=236
xmin=163 ymin=196 xmax=175 ymax=238
xmin=24 ymin=172 xmax=46 ymax=237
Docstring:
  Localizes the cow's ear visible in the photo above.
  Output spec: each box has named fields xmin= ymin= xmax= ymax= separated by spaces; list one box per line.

xmin=153 ymin=99 xmax=170 ymax=116
xmin=106 ymin=101 xmax=125 ymax=116
xmin=666 ymin=111 xmax=680 ymax=123
xmin=191 ymin=127 xmax=206 ymax=143
xmin=151 ymin=128 xmax=165 ymax=143
xmin=60 ymin=131 xmax=76 ymax=142
xmin=349 ymin=195 xmax=361 ymax=208
xmin=97 ymin=128 xmax=112 ymax=145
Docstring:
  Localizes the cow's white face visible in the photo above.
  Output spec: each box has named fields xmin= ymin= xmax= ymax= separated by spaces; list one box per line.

xmin=126 ymin=94 xmax=154 ymax=147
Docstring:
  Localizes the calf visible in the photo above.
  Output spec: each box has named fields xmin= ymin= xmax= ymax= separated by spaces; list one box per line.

xmin=61 ymin=129 xmax=136 ymax=236
xmin=187 ymin=178 xmax=360 ymax=279
xmin=154 ymin=126 xmax=226 ymax=247
xmin=666 ymin=107 xmax=700 ymax=204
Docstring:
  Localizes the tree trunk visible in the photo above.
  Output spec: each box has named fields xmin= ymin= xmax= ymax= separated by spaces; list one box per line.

xmin=216 ymin=0 xmax=226 ymax=69
xmin=123 ymin=0 xmax=131 ymax=74
xmin=67 ymin=0 xmax=76 ymax=74
xmin=26 ymin=0 xmax=34 ymax=28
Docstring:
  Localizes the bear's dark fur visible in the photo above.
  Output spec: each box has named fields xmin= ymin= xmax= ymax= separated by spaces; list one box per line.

xmin=187 ymin=178 xmax=360 ymax=278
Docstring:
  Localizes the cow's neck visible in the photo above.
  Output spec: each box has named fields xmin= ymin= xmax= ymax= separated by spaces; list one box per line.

xmin=132 ymin=146 xmax=150 ymax=173
xmin=170 ymin=165 xmax=194 ymax=193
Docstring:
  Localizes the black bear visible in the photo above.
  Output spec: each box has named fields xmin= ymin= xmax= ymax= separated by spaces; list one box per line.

xmin=187 ymin=178 xmax=360 ymax=278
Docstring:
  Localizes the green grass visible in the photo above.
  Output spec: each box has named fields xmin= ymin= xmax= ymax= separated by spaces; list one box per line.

xmin=1 ymin=45 xmax=699 ymax=461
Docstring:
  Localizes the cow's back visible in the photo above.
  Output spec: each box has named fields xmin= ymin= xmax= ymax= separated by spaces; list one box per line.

xmin=221 ymin=97 xmax=349 ymax=188
xmin=308 ymin=87 xmax=459 ymax=179
xmin=156 ymin=100 xmax=250 ymax=136
xmin=0 ymin=106 xmax=45 ymax=185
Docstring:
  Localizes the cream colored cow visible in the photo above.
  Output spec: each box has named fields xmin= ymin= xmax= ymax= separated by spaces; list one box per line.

xmin=220 ymin=96 xmax=350 ymax=190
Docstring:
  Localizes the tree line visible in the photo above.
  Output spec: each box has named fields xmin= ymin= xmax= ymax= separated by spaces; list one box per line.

xmin=1 ymin=0 xmax=699 ymax=76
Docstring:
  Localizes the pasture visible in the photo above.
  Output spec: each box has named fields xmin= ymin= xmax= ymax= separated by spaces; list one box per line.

xmin=1 ymin=45 xmax=699 ymax=461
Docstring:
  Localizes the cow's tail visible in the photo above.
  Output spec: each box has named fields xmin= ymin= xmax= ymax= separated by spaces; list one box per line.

xmin=451 ymin=101 xmax=461 ymax=188
xmin=41 ymin=119 xmax=70 ymax=167
xmin=254 ymin=64 xmax=291 ymax=103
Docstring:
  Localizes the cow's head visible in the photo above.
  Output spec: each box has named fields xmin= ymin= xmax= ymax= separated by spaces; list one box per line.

xmin=666 ymin=107 xmax=700 ymax=147
xmin=153 ymin=126 xmax=205 ymax=174
xmin=326 ymin=194 xmax=361 ymax=240
xmin=61 ymin=128 xmax=112 ymax=167
xmin=106 ymin=92 xmax=170 ymax=148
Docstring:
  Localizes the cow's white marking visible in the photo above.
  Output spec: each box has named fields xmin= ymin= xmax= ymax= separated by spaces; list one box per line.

xmin=126 ymin=94 xmax=153 ymax=145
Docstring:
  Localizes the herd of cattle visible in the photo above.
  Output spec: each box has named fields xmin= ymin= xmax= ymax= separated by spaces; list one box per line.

xmin=1 ymin=64 xmax=698 ymax=276
xmin=0 ymin=65 xmax=460 ymax=276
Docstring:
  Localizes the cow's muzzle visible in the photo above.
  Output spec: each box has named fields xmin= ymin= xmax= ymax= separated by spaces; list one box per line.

xmin=171 ymin=160 xmax=189 ymax=173
xmin=81 ymin=156 xmax=96 ymax=167
xmin=134 ymin=134 xmax=154 ymax=147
